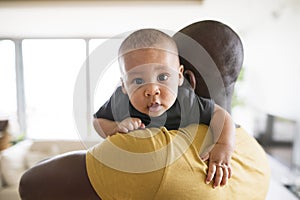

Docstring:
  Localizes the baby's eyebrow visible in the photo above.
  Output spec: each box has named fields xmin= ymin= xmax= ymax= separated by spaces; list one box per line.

xmin=125 ymin=65 xmax=176 ymax=77
xmin=155 ymin=67 xmax=179 ymax=75
xmin=123 ymin=71 xmax=145 ymax=79
xmin=125 ymin=71 xmax=143 ymax=76
xmin=149 ymin=65 xmax=177 ymax=72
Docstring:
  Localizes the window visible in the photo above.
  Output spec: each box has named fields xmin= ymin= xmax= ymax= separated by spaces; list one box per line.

xmin=1 ymin=38 xmax=121 ymax=141
xmin=0 ymin=40 xmax=16 ymax=116
xmin=88 ymin=39 xmax=121 ymax=140
xmin=22 ymin=39 xmax=85 ymax=140
xmin=89 ymin=39 xmax=121 ymax=112
xmin=0 ymin=40 xmax=19 ymax=138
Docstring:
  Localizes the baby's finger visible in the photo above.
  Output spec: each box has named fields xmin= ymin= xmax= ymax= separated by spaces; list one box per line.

xmin=132 ymin=120 xmax=140 ymax=129
xmin=126 ymin=123 xmax=135 ymax=131
xmin=213 ymin=165 xmax=223 ymax=188
xmin=220 ymin=166 xmax=229 ymax=186
xmin=206 ymin=162 xmax=216 ymax=184
xmin=117 ymin=126 xmax=128 ymax=133
xmin=132 ymin=118 xmax=143 ymax=129
xmin=228 ymin=165 xmax=232 ymax=179
xmin=139 ymin=123 xmax=145 ymax=129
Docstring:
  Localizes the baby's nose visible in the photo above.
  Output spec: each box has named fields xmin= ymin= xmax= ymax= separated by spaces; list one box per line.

xmin=144 ymin=84 xmax=160 ymax=97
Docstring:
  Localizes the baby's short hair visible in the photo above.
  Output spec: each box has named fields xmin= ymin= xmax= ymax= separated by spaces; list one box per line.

xmin=119 ymin=29 xmax=178 ymax=56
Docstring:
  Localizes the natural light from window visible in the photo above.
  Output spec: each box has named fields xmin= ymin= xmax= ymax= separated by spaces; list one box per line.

xmin=23 ymin=39 xmax=85 ymax=140
xmin=89 ymin=39 xmax=121 ymax=113
xmin=0 ymin=40 xmax=16 ymax=117
xmin=0 ymin=40 xmax=19 ymax=138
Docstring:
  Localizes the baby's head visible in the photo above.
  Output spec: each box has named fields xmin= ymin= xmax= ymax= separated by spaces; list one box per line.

xmin=118 ymin=29 xmax=184 ymax=117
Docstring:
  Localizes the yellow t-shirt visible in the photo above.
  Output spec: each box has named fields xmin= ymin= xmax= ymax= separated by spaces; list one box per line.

xmin=86 ymin=124 xmax=270 ymax=200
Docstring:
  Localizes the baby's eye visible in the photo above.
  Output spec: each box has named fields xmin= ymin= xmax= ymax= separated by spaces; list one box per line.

xmin=157 ymin=74 xmax=169 ymax=82
xmin=133 ymin=78 xmax=144 ymax=85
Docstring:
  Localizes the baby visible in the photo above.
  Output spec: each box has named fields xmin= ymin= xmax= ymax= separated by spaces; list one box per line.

xmin=93 ymin=29 xmax=235 ymax=188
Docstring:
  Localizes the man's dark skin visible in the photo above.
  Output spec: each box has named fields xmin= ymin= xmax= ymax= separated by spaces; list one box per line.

xmin=18 ymin=20 xmax=243 ymax=200
xmin=173 ymin=20 xmax=243 ymax=114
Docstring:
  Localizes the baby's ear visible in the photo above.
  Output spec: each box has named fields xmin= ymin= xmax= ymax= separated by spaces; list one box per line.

xmin=183 ymin=69 xmax=196 ymax=90
xmin=178 ymin=65 xmax=184 ymax=86
xmin=120 ymin=78 xmax=127 ymax=94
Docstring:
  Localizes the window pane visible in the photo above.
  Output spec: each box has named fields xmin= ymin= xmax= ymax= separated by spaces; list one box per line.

xmin=90 ymin=39 xmax=121 ymax=111
xmin=23 ymin=39 xmax=85 ymax=140
xmin=88 ymin=39 xmax=121 ymax=141
xmin=0 ymin=40 xmax=19 ymax=138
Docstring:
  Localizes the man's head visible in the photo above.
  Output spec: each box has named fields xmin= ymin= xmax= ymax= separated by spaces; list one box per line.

xmin=173 ymin=20 xmax=244 ymax=113
xmin=118 ymin=29 xmax=184 ymax=117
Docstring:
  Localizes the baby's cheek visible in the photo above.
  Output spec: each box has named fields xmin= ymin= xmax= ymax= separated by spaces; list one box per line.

xmin=129 ymin=92 xmax=146 ymax=110
xmin=163 ymin=91 xmax=177 ymax=108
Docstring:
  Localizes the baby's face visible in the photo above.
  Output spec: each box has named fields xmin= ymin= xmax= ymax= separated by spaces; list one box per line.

xmin=120 ymin=48 xmax=183 ymax=117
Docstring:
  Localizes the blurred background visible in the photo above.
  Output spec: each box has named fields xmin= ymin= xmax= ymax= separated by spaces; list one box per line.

xmin=0 ymin=0 xmax=300 ymax=199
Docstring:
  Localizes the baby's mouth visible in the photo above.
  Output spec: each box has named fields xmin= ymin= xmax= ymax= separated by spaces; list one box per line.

xmin=148 ymin=102 xmax=162 ymax=113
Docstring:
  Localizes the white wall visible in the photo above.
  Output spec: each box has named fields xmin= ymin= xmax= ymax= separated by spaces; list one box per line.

xmin=231 ymin=0 xmax=300 ymax=135
xmin=0 ymin=1 xmax=207 ymax=38
xmin=243 ymin=10 xmax=300 ymax=120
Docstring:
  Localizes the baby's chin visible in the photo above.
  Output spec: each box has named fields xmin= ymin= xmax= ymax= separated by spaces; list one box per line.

xmin=147 ymin=111 xmax=165 ymax=118
xmin=139 ymin=109 xmax=165 ymax=118
xmin=145 ymin=106 xmax=169 ymax=117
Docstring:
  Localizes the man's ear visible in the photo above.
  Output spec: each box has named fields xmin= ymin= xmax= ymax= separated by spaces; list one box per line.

xmin=184 ymin=69 xmax=196 ymax=90
xmin=178 ymin=65 xmax=184 ymax=86
xmin=120 ymin=78 xmax=127 ymax=94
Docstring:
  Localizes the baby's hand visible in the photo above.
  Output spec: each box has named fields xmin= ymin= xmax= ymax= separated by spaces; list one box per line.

xmin=200 ymin=143 xmax=234 ymax=188
xmin=115 ymin=117 xmax=145 ymax=133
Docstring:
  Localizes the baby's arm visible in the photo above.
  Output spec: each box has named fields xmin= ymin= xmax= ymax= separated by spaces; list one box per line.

xmin=93 ymin=117 xmax=145 ymax=138
xmin=201 ymin=104 xmax=235 ymax=188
